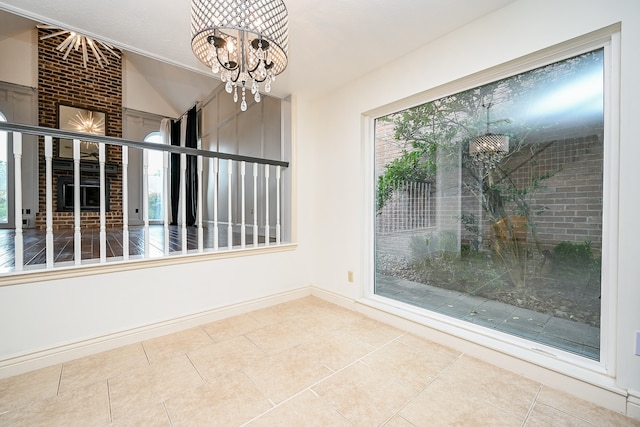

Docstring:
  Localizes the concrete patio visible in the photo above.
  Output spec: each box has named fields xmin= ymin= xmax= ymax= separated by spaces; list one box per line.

xmin=376 ymin=274 xmax=600 ymax=360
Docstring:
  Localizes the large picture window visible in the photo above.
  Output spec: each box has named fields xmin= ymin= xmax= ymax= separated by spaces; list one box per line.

xmin=374 ymin=49 xmax=605 ymax=360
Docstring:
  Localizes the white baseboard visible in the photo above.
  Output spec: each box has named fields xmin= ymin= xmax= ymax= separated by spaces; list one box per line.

xmin=0 ymin=286 xmax=313 ymax=379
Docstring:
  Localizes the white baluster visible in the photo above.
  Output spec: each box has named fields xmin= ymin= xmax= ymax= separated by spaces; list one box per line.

xmin=99 ymin=142 xmax=106 ymax=262
xmin=181 ymin=152 xmax=187 ymax=254
xmin=276 ymin=165 xmax=281 ymax=244
xmin=73 ymin=139 xmax=81 ymax=265
xmin=240 ymin=161 xmax=246 ymax=248
xmin=45 ymin=136 xmax=54 ymax=268
xmin=227 ymin=159 xmax=233 ymax=250
xmin=163 ymin=151 xmax=169 ymax=255
xmin=143 ymin=148 xmax=150 ymax=258
xmin=12 ymin=132 xmax=23 ymax=271
xmin=122 ymin=146 xmax=129 ymax=260
xmin=197 ymin=155 xmax=203 ymax=252
xmin=264 ymin=164 xmax=269 ymax=246
xmin=252 ymin=163 xmax=258 ymax=247
xmin=213 ymin=157 xmax=219 ymax=250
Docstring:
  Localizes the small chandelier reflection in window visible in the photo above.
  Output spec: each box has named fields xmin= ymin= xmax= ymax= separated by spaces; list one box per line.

xmin=469 ymin=103 xmax=510 ymax=169
xmin=190 ymin=0 xmax=289 ymax=112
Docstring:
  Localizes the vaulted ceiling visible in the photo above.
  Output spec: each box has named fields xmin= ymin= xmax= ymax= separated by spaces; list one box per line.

xmin=0 ymin=0 xmax=518 ymax=111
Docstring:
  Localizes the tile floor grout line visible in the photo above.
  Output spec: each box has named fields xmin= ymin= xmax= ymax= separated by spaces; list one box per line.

xmin=383 ymin=350 xmax=465 ymax=425
xmin=185 ymin=353 xmax=206 ymax=384
xmin=240 ymin=333 xmax=405 ymax=426
xmin=56 ymin=363 xmax=63 ymax=396
xmin=141 ymin=341 xmax=151 ymax=365
xmin=162 ymin=401 xmax=175 ymax=427
xmin=521 ymin=384 xmax=543 ymax=427
xmin=241 ymin=331 xmax=398 ymax=426
xmin=106 ymin=378 xmax=113 ymax=424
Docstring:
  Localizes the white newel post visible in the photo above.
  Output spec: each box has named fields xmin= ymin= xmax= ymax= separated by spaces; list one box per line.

xmin=122 ymin=146 xmax=129 ymax=260
xmin=45 ymin=136 xmax=54 ymax=268
xmin=253 ymin=163 xmax=258 ymax=247
xmin=73 ymin=139 xmax=81 ymax=265
xmin=99 ymin=142 xmax=106 ymax=262
xmin=213 ymin=157 xmax=219 ymax=250
xmin=12 ymin=132 xmax=23 ymax=271
xmin=240 ymin=161 xmax=246 ymax=248
xmin=276 ymin=165 xmax=281 ymax=244
xmin=227 ymin=158 xmax=233 ymax=250
xmin=264 ymin=164 xmax=270 ymax=246
xmin=197 ymin=155 xmax=203 ymax=251
xmin=143 ymin=148 xmax=150 ymax=257
xmin=163 ymin=151 xmax=169 ymax=255
xmin=180 ymin=152 xmax=187 ymax=254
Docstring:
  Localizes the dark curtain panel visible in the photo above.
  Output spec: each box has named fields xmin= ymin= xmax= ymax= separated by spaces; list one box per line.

xmin=185 ymin=106 xmax=198 ymax=226
xmin=170 ymin=119 xmax=181 ymax=225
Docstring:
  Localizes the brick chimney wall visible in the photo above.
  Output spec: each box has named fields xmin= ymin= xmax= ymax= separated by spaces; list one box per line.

xmin=36 ymin=28 xmax=123 ymax=229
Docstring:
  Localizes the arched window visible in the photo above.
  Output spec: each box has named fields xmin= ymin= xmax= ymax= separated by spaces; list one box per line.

xmin=0 ymin=112 xmax=8 ymax=223
xmin=144 ymin=131 xmax=164 ymax=222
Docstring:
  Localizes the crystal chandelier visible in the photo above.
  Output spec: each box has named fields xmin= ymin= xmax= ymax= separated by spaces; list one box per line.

xmin=469 ymin=103 xmax=510 ymax=169
xmin=191 ymin=0 xmax=289 ymax=111
xmin=38 ymin=26 xmax=120 ymax=69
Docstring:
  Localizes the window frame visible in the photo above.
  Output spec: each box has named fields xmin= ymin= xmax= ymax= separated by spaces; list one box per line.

xmin=362 ymin=25 xmax=621 ymax=379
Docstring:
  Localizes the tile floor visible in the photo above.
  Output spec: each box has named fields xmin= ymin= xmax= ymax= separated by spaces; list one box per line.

xmin=0 ymin=296 xmax=638 ymax=426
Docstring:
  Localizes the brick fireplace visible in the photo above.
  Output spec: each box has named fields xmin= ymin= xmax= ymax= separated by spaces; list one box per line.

xmin=36 ymin=28 xmax=123 ymax=229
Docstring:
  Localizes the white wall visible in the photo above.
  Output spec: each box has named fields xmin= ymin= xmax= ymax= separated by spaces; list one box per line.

xmin=0 ymin=249 xmax=311 ymax=359
xmin=0 ymin=27 xmax=37 ymax=88
xmin=300 ymin=0 xmax=640 ymax=405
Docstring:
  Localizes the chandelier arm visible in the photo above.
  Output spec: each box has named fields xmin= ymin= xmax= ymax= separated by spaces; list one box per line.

xmin=62 ymin=38 xmax=76 ymax=60
xmin=96 ymin=41 xmax=121 ymax=59
xmin=57 ymin=34 xmax=76 ymax=52
xmin=81 ymin=37 xmax=89 ymax=68
xmin=213 ymin=52 xmax=239 ymax=73
xmin=248 ymin=66 xmax=268 ymax=83
xmin=229 ymin=66 xmax=241 ymax=83
xmin=39 ymin=30 xmax=69 ymax=41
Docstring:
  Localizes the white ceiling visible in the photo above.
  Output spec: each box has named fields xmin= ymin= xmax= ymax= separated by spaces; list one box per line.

xmin=0 ymin=0 xmax=518 ymax=111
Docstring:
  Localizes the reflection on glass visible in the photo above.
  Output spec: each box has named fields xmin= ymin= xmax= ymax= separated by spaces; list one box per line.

xmin=374 ymin=49 xmax=604 ymax=360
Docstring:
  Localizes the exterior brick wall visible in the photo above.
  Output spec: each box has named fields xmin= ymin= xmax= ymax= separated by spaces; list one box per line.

xmin=36 ymin=28 xmax=123 ymax=229
xmin=460 ymin=134 xmax=604 ymax=253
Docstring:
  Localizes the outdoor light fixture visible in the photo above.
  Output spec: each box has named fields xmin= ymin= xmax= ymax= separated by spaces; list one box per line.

xmin=469 ymin=103 xmax=510 ymax=169
xmin=191 ymin=0 xmax=289 ymax=111
xmin=38 ymin=25 xmax=120 ymax=69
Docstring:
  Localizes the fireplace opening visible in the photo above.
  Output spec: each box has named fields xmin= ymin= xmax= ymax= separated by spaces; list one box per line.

xmin=57 ymin=176 xmax=110 ymax=212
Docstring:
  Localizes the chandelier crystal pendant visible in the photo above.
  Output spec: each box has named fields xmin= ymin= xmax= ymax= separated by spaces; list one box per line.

xmin=191 ymin=0 xmax=289 ymax=111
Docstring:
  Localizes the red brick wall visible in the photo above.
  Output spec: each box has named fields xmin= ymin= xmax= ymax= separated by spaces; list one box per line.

xmin=36 ymin=28 xmax=123 ymax=229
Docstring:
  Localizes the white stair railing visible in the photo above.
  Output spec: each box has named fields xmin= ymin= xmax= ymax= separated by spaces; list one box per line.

xmin=0 ymin=122 xmax=290 ymax=276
